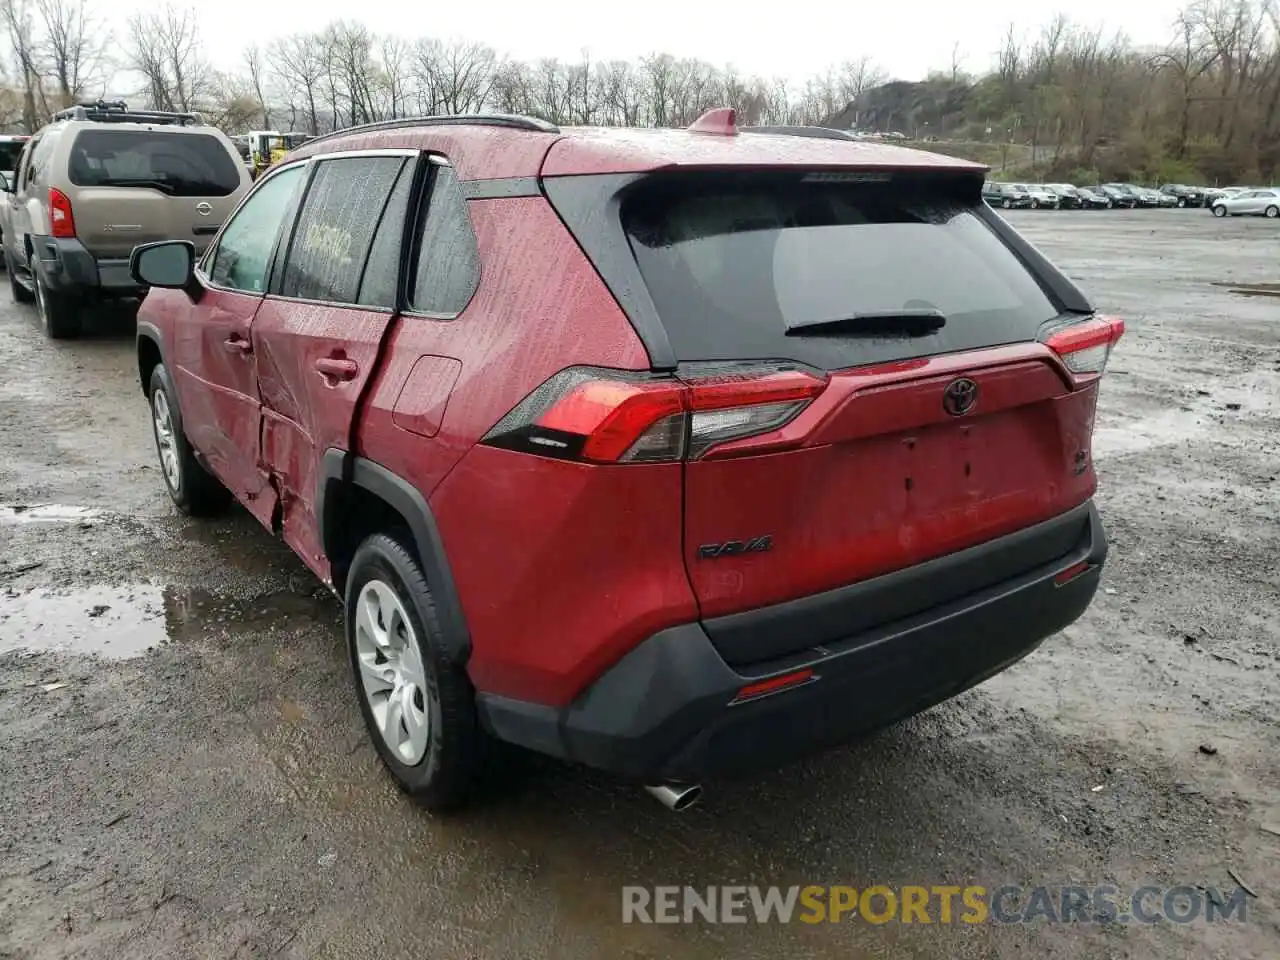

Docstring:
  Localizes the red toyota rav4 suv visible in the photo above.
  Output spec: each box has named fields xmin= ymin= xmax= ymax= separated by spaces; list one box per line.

xmin=131 ymin=109 xmax=1121 ymax=812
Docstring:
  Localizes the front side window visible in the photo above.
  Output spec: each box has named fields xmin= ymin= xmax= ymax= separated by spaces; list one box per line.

xmin=409 ymin=164 xmax=480 ymax=317
xmin=68 ymin=130 xmax=241 ymax=197
xmin=207 ymin=165 xmax=304 ymax=294
xmin=278 ymin=155 xmax=407 ymax=305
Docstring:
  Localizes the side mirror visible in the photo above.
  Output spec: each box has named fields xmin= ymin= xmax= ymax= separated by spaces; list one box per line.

xmin=130 ymin=240 xmax=198 ymax=297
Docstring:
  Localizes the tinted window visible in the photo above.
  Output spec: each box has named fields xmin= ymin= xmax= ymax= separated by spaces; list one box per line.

xmin=26 ymin=135 xmax=55 ymax=188
xmin=622 ymin=171 xmax=1060 ymax=370
xmin=0 ymin=140 xmax=26 ymax=172
xmin=68 ymin=130 xmax=241 ymax=196
xmin=208 ymin=165 xmax=303 ymax=293
xmin=356 ymin=164 xmax=414 ymax=309
xmin=279 ymin=156 xmax=406 ymax=304
xmin=410 ymin=165 xmax=480 ymax=316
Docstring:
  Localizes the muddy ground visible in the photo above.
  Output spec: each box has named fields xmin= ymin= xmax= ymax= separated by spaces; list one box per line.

xmin=0 ymin=209 xmax=1277 ymax=959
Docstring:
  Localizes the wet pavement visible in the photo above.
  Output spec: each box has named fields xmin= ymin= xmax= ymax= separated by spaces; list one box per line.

xmin=1 ymin=209 xmax=1278 ymax=959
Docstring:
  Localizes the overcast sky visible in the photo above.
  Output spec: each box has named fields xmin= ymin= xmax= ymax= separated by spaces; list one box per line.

xmin=111 ymin=0 xmax=1187 ymax=85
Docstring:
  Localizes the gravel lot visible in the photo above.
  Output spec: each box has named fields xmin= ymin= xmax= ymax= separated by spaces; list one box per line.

xmin=0 ymin=209 xmax=1277 ymax=959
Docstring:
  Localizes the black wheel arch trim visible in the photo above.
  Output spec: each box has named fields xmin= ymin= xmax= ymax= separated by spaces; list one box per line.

xmin=319 ymin=449 xmax=471 ymax=665
xmin=136 ymin=321 xmax=165 ymax=396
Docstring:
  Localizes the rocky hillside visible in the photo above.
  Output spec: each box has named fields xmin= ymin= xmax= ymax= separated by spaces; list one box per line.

xmin=824 ymin=78 xmax=973 ymax=137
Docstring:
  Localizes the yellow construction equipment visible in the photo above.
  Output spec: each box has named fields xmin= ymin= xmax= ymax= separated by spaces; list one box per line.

xmin=246 ymin=131 xmax=313 ymax=179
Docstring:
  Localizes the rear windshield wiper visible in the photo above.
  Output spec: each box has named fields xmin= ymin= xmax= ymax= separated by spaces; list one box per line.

xmin=785 ymin=309 xmax=947 ymax=337
xmin=97 ymin=178 xmax=177 ymax=194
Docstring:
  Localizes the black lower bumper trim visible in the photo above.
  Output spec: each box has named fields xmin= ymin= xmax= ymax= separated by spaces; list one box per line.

xmin=477 ymin=501 xmax=1107 ymax=782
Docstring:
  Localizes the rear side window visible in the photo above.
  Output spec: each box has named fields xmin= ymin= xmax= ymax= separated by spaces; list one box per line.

xmin=621 ymin=172 xmax=1060 ymax=370
xmin=0 ymin=140 xmax=26 ymax=172
xmin=279 ymin=156 xmax=407 ymax=305
xmin=409 ymin=164 xmax=480 ymax=317
xmin=356 ymin=164 xmax=415 ymax=309
xmin=68 ymin=130 xmax=241 ymax=197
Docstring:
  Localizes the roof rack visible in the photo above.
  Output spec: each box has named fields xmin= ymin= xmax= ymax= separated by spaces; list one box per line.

xmin=300 ymin=113 xmax=559 ymax=149
xmin=742 ymin=125 xmax=859 ymax=141
xmin=52 ymin=100 xmax=204 ymax=126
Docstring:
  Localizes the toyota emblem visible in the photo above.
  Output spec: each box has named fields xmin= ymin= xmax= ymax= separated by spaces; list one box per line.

xmin=196 ymin=201 xmax=212 ymax=216
xmin=942 ymin=377 xmax=978 ymax=416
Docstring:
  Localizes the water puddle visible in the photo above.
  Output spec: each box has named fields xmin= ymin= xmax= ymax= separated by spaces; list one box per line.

xmin=0 ymin=504 xmax=102 ymax=526
xmin=0 ymin=585 xmax=169 ymax=658
xmin=0 ymin=584 xmax=337 ymax=659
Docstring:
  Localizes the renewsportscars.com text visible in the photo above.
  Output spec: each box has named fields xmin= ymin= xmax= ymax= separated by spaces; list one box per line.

xmin=621 ymin=884 xmax=1249 ymax=925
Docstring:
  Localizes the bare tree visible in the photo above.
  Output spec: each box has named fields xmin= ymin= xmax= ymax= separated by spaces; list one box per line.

xmin=2 ymin=0 xmax=44 ymax=130
xmin=36 ymin=0 xmax=105 ymax=108
xmin=416 ymin=38 xmax=496 ymax=114
xmin=243 ymin=42 xmax=270 ymax=127
xmin=1150 ymin=8 xmax=1222 ymax=155
xmin=125 ymin=5 xmax=212 ymax=112
xmin=272 ymin=33 xmax=324 ymax=133
xmin=380 ymin=35 xmax=409 ymax=119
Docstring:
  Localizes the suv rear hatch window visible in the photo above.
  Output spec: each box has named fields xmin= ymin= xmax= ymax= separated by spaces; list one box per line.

xmin=68 ymin=130 xmax=241 ymax=197
xmin=65 ymin=129 xmax=244 ymax=258
xmin=620 ymin=170 xmax=1060 ymax=371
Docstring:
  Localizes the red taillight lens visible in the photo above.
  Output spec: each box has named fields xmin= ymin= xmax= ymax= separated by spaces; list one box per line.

xmin=1042 ymin=314 xmax=1125 ymax=376
xmin=49 ymin=187 xmax=76 ymax=238
xmin=483 ymin=364 xmax=828 ymax=463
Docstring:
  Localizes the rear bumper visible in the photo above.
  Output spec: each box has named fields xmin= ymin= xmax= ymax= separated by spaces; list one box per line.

xmin=478 ymin=501 xmax=1107 ymax=782
xmin=30 ymin=235 xmax=140 ymax=296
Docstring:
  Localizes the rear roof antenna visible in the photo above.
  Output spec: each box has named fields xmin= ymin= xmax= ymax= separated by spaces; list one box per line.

xmin=687 ymin=107 xmax=738 ymax=136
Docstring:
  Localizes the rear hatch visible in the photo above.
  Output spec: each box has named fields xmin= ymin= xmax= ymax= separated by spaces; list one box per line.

xmin=543 ymin=166 xmax=1121 ymax=666
xmin=64 ymin=127 xmax=245 ymax=257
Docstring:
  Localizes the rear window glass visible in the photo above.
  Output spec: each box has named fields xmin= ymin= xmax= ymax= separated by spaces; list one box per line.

xmin=68 ymin=130 xmax=241 ymax=197
xmin=0 ymin=140 xmax=26 ymax=171
xmin=622 ymin=172 xmax=1060 ymax=370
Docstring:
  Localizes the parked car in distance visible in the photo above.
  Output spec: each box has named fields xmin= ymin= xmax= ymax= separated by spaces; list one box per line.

xmin=0 ymin=133 xmax=29 ymax=262
xmin=1210 ymin=188 xmax=1280 ymax=218
xmin=982 ymin=181 xmax=1032 ymax=209
xmin=0 ymin=99 xmax=250 ymax=339
xmin=1073 ymin=186 xmax=1114 ymax=209
xmin=1097 ymin=184 xmax=1138 ymax=208
xmin=1041 ymin=184 xmax=1083 ymax=209
xmin=1011 ymin=183 xmax=1060 ymax=209
xmin=131 ymin=108 xmax=1122 ymax=812
xmin=1160 ymin=184 xmax=1207 ymax=207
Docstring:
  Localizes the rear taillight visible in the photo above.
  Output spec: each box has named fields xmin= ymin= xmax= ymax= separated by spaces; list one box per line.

xmin=49 ymin=188 xmax=75 ymax=238
xmin=483 ymin=364 xmax=828 ymax=463
xmin=1042 ymin=314 xmax=1125 ymax=376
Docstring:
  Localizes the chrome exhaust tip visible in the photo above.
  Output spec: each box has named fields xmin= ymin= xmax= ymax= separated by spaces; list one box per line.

xmin=644 ymin=782 xmax=703 ymax=812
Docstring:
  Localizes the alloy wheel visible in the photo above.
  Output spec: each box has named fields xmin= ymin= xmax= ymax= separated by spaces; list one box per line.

xmin=354 ymin=579 xmax=431 ymax=765
xmin=152 ymin=387 xmax=181 ymax=491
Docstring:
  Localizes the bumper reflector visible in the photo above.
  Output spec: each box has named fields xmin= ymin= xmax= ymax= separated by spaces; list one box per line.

xmin=1054 ymin=561 xmax=1092 ymax=586
xmin=730 ymin=668 xmax=816 ymax=705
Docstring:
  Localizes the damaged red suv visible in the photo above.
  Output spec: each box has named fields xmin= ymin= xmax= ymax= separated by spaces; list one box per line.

xmin=131 ymin=109 xmax=1121 ymax=812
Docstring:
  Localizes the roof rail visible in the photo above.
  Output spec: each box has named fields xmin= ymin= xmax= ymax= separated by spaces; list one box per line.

xmin=742 ymin=125 xmax=859 ymax=141
xmin=299 ymin=113 xmax=560 ymax=149
xmin=52 ymin=99 xmax=203 ymax=126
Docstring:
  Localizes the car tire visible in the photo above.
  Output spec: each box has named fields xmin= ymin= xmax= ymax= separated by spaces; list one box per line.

xmin=6 ymin=249 xmax=33 ymax=303
xmin=148 ymin=364 xmax=230 ymax=516
xmin=1266 ymin=205 xmax=1278 ymax=219
xmin=1001 ymin=199 xmax=1011 ymax=209
xmin=1177 ymin=198 xmax=1186 ymax=207
xmin=1212 ymin=204 xmax=1227 ymax=218
xmin=346 ymin=532 xmax=490 ymax=813
xmin=33 ymin=270 xmax=80 ymax=339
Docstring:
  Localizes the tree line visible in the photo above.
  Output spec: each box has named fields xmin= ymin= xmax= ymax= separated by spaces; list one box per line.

xmin=1 ymin=0 xmax=1278 ymax=183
